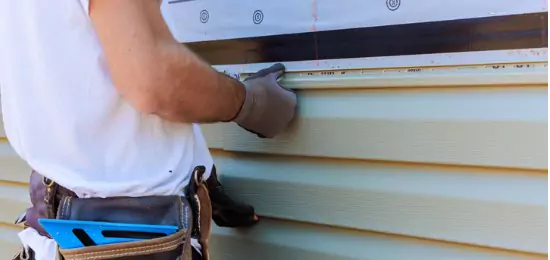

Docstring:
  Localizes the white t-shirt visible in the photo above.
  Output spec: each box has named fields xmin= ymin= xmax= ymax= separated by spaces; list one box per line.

xmin=0 ymin=1 xmax=212 ymax=258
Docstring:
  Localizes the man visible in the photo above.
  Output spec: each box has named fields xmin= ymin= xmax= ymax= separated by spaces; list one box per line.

xmin=0 ymin=0 xmax=296 ymax=259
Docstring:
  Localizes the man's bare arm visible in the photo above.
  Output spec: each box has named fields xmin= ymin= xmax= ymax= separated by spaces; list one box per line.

xmin=89 ymin=0 xmax=244 ymax=123
xmin=89 ymin=0 xmax=297 ymax=138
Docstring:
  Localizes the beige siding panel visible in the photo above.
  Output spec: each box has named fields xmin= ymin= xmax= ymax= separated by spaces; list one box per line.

xmin=221 ymin=86 xmax=547 ymax=170
xmin=210 ymin=218 xmax=546 ymax=260
xmin=0 ymin=109 xmax=5 ymax=138
xmin=0 ymin=183 xmax=29 ymax=225
xmin=200 ymin=124 xmax=224 ymax=149
xmin=213 ymin=153 xmax=548 ymax=254
xmin=0 ymin=141 xmax=30 ymax=184
xmin=0 ymin=225 xmax=22 ymax=257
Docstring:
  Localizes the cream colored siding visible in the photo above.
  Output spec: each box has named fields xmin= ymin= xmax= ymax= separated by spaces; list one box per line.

xmin=0 ymin=225 xmax=21 ymax=256
xmin=203 ymin=62 xmax=548 ymax=259
xmin=219 ymin=86 xmax=547 ymax=169
xmin=0 ymin=139 xmax=31 ymax=256
xmin=211 ymin=152 xmax=547 ymax=253
xmin=211 ymin=219 xmax=544 ymax=259
xmin=0 ymin=61 xmax=547 ymax=259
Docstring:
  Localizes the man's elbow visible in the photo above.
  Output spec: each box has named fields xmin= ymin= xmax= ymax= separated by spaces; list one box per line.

xmin=111 ymin=53 xmax=193 ymax=121
xmin=122 ymin=78 xmax=193 ymax=122
xmin=132 ymin=91 xmax=161 ymax=115
xmin=116 ymin=73 xmax=165 ymax=116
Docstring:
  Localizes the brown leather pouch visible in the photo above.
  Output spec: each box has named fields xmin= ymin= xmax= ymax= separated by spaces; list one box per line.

xmin=59 ymin=228 xmax=191 ymax=260
xmin=56 ymin=195 xmax=190 ymax=229
xmin=53 ymin=195 xmax=193 ymax=260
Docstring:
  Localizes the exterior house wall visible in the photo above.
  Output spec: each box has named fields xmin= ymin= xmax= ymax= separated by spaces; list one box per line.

xmin=1 ymin=1 xmax=548 ymax=258
xmin=0 ymin=56 xmax=548 ymax=259
xmin=200 ymin=58 xmax=548 ymax=259
xmin=0 ymin=36 xmax=547 ymax=260
xmin=3 ymin=52 xmax=547 ymax=258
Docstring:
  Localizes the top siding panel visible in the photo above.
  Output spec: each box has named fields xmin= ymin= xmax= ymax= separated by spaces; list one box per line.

xmin=219 ymin=85 xmax=547 ymax=169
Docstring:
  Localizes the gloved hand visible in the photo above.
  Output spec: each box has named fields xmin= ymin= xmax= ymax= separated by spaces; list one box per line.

xmin=206 ymin=166 xmax=259 ymax=228
xmin=232 ymin=63 xmax=297 ymax=138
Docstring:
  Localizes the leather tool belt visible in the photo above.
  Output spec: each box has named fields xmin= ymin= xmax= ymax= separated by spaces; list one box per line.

xmin=13 ymin=166 xmax=212 ymax=260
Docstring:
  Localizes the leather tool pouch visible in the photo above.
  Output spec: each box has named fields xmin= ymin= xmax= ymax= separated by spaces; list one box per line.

xmin=54 ymin=195 xmax=193 ymax=260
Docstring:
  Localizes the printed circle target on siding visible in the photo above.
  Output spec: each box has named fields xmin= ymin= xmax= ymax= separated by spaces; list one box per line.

xmin=253 ymin=10 xmax=264 ymax=24
xmin=386 ymin=0 xmax=400 ymax=11
xmin=200 ymin=10 xmax=209 ymax=23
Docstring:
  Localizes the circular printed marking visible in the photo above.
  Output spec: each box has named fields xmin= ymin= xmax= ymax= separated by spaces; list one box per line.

xmin=386 ymin=0 xmax=401 ymax=11
xmin=253 ymin=10 xmax=264 ymax=24
xmin=200 ymin=10 xmax=209 ymax=23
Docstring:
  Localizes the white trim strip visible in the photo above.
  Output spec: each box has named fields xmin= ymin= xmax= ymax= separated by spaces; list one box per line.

xmin=266 ymin=62 xmax=549 ymax=89
xmin=214 ymin=48 xmax=549 ymax=75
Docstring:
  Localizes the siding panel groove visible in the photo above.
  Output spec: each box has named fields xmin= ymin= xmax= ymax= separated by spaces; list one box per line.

xmin=212 ymin=153 xmax=548 ymax=253
xmin=210 ymin=218 xmax=547 ymax=260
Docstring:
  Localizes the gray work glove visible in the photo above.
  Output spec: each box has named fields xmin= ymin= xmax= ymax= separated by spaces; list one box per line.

xmin=233 ymin=63 xmax=297 ymax=138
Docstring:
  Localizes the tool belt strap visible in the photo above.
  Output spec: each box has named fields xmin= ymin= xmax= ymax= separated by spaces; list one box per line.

xmin=17 ymin=167 xmax=212 ymax=260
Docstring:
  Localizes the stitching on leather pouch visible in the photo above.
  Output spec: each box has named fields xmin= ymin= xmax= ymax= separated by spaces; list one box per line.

xmin=65 ymin=197 xmax=73 ymax=217
xmin=184 ymin=201 xmax=189 ymax=230
xmin=194 ymin=194 xmax=201 ymax=233
xmin=55 ymin=197 xmax=64 ymax=219
xmin=65 ymin=197 xmax=73 ymax=219
xmin=179 ymin=197 xmax=184 ymax=229
xmin=62 ymin=231 xmax=183 ymax=258
xmin=57 ymin=197 xmax=70 ymax=219
xmin=67 ymin=243 xmax=180 ymax=260
xmin=64 ymin=241 xmax=181 ymax=259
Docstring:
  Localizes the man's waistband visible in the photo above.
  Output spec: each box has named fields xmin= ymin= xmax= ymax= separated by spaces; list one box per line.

xmin=26 ymin=170 xmax=77 ymax=236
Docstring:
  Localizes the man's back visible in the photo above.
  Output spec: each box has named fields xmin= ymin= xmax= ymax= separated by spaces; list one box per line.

xmin=0 ymin=0 xmax=212 ymax=198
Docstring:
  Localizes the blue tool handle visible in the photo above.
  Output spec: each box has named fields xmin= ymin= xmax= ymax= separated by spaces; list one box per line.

xmin=38 ymin=219 xmax=179 ymax=249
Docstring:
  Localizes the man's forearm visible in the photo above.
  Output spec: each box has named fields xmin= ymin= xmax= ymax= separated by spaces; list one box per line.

xmin=150 ymin=43 xmax=245 ymax=124
xmin=88 ymin=0 xmax=245 ymax=124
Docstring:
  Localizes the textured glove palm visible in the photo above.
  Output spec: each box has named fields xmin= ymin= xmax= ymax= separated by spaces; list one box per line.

xmin=233 ymin=63 xmax=297 ymax=138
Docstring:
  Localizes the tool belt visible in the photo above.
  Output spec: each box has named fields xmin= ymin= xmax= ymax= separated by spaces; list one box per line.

xmin=13 ymin=166 xmax=212 ymax=260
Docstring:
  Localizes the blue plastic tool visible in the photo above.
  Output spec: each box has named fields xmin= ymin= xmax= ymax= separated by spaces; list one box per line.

xmin=38 ymin=219 xmax=179 ymax=249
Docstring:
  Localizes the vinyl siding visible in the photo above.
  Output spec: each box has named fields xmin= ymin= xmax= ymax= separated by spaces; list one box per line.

xmin=0 ymin=140 xmax=31 ymax=257
xmin=204 ymin=61 xmax=548 ymax=259
xmin=0 ymin=62 xmax=547 ymax=259
xmin=0 ymin=224 xmax=21 ymax=256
